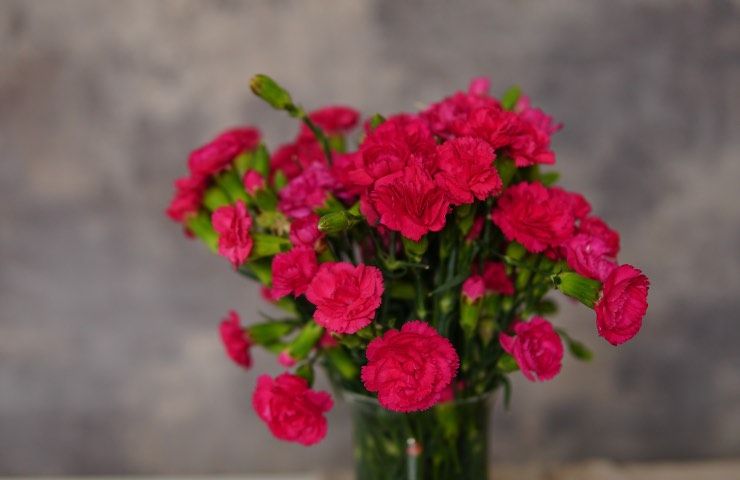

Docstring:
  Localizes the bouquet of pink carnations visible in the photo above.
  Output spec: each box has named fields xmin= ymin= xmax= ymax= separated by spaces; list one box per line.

xmin=167 ymin=75 xmax=649 ymax=479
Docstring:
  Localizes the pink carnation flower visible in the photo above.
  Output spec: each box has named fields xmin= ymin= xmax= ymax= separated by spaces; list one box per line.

xmin=499 ymin=317 xmax=563 ymax=381
xmin=289 ymin=213 xmax=323 ymax=248
xmin=462 ymin=275 xmax=486 ymax=302
xmin=369 ymin=161 xmax=450 ymax=241
xmin=219 ymin=310 xmax=252 ymax=369
xmin=278 ymin=163 xmax=337 ymax=219
xmin=595 ymin=264 xmax=649 ymax=345
xmin=298 ymin=105 xmax=360 ymax=141
xmin=211 ymin=200 xmax=254 ymax=268
xmin=579 ymin=216 xmax=620 ymax=257
xmin=361 ymin=320 xmax=460 ymax=412
xmin=305 ymin=262 xmax=384 ymax=334
xmin=243 ymin=169 xmax=265 ymax=195
xmin=563 ymin=234 xmax=618 ymax=282
xmin=481 ymin=261 xmax=515 ymax=295
xmin=270 ymin=138 xmax=325 ymax=180
xmin=252 ymin=373 xmax=333 ymax=446
xmin=491 ymin=181 xmax=576 ymax=253
xmin=350 ymin=115 xmax=437 ymax=188
xmin=271 ymin=247 xmax=319 ymax=299
xmin=166 ymin=175 xmax=206 ymax=223
xmin=435 ymin=137 xmax=502 ymax=205
xmin=420 ymin=79 xmax=500 ymax=139
xmin=278 ymin=351 xmax=297 ymax=368
xmin=188 ymin=127 xmax=260 ymax=177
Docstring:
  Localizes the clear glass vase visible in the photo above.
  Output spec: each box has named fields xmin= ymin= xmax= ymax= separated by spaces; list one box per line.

xmin=343 ymin=391 xmax=493 ymax=480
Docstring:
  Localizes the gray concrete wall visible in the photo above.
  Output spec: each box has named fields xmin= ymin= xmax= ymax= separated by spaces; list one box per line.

xmin=1 ymin=0 xmax=739 ymax=474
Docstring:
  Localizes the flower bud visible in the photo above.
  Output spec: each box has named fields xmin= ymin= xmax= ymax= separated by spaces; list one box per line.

xmin=287 ymin=321 xmax=324 ymax=360
xmin=553 ymin=271 xmax=602 ymax=308
xmin=318 ymin=211 xmax=358 ymax=234
xmin=250 ymin=74 xmax=294 ymax=111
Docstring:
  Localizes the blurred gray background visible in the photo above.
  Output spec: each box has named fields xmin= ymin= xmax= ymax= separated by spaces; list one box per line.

xmin=1 ymin=0 xmax=739 ymax=475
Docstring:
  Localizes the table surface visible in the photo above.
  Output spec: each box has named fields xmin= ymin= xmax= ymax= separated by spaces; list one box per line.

xmin=6 ymin=460 xmax=740 ymax=480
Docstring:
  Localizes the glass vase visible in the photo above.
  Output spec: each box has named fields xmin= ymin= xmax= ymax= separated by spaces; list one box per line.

xmin=343 ymin=391 xmax=493 ymax=480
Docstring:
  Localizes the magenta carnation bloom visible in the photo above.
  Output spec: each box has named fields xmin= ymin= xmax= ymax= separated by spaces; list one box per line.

xmin=361 ymin=320 xmax=460 ymax=412
xmin=579 ymin=216 xmax=620 ymax=257
xmin=219 ymin=310 xmax=252 ymax=369
xmin=271 ymin=247 xmax=319 ymax=299
xmin=211 ymin=200 xmax=254 ymax=268
xmin=243 ymin=169 xmax=265 ymax=195
xmin=289 ymin=213 xmax=323 ymax=248
xmin=270 ymin=138 xmax=325 ymax=181
xmin=595 ymin=264 xmax=649 ymax=345
xmin=166 ymin=175 xmax=206 ymax=223
xmin=481 ymin=261 xmax=515 ymax=295
xmin=369 ymin=161 xmax=450 ymax=241
xmin=420 ymin=79 xmax=500 ymax=139
xmin=350 ymin=115 xmax=437 ymax=188
xmin=563 ymin=234 xmax=618 ymax=282
xmin=306 ymin=262 xmax=384 ymax=334
xmin=462 ymin=275 xmax=485 ymax=302
xmin=435 ymin=137 xmax=502 ymax=205
xmin=499 ymin=317 xmax=563 ymax=382
xmin=279 ymin=163 xmax=336 ymax=219
xmin=491 ymin=181 xmax=576 ymax=253
xmin=252 ymin=373 xmax=333 ymax=446
xmin=188 ymin=127 xmax=260 ymax=177
xmin=298 ymin=105 xmax=360 ymax=140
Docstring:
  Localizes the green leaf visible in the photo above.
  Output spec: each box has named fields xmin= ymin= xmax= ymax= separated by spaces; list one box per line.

xmin=233 ymin=151 xmax=253 ymax=177
xmin=287 ymin=321 xmax=324 ymax=360
xmin=249 ymin=233 xmax=291 ymax=259
xmin=295 ymin=363 xmax=315 ymax=385
xmin=427 ymin=272 xmax=468 ymax=296
xmin=202 ymin=186 xmax=231 ymax=211
xmin=241 ymin=257 xmax=273 ymax=284
xmin=539 ymin=171 xmax=560 ymax=186
xmin=185 ymin=211 xmax=218 ymax=252
xmin=324 ymin=347 xmax=359 ymax=380
xmin=496 ymin=354 xmax=519 ymax=373
xmin=496 ymin=156 xmax=517 ymax=187
xmin=369 ymin=113 xmax=386 ymax=130
xmin=214 ymin=170 xmax=248 ymax=203
xmin=273 ymin=170 xmax=288 ymax=191
xmin=568 ymin=340 xmax=594 ymax=361
xmin=252 ymin=144 xmax=270 ymax=177
xmin=253 ymin=189 xmax=278 ymax=211
xmin=501 ymin=85 xmax=522 ymax=111
xmin=247 ymin=320 xmax=296 ymax=345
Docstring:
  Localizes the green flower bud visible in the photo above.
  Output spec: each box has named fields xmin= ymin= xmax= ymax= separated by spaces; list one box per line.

xmin=250 ymin=74 xmax=294 ymax=111
xmin=554 ymin=271 xmax=602 ymax=308
xmin=287 ymin=321 xmax=324 ymax=360
xmin=318 ymin=211 xmax=351 ymax=234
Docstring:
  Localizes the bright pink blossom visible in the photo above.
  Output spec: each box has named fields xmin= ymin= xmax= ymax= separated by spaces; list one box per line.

xmin=462 ymin=275 xmax=485 ymax=302
xmin=271 ymin=247 xmax=319 ymax=299
xmin=211 ymin=200 xmax=253 ymax=267
xmin=278 ymin=351 xmax=297 ymax=367
xmin=421 ymin=79 xmax=500 ymax=139
xmin=278 ymin=163 xmax=337 ymax=219
xmin=369 ymin=161 xmax=450 ymax=241
xmin=595 ymin=264 xmax=649 ymax=345
xmin=299 ymin=106 xmax=360 ymax=140
xmin=330 ymin=151 xmax=365 ymax=200
xmin=188 ymin=127 xmax=260 ymax=177
xmin=491 ymin=182 xmax=576 ymax=253
xmin=362 ymin=321 xmax=460 ymax=412
xmin=350 ymin=115 xmax=437 ymax=188
xmin=481 ymin=261 xmax=515 ymax=295
xmin=219 ymin=310 xmax=252 ymax=369
xmin=579 ymin=216 xmax=620 ymax=257
xmin=435 ymin=137 xmax=502 ymax=204
xmin=166 ymin=175 xmax=206 ymax=223
xmin=289 ymin=213 xmax=323 ymax=248
xmin=305 ymin=262 xmax=384 ymax=334
xmin=563 ymin=234 xmax=618 ymax=282
xmin=270 ymin=138 xmax=325 ymax=180
xmin=499 ymin=317 xmax=563 ymax=381
xmin=243 ymin=169 xmax=265 ymax=194
xmin=252 ymin=373 xmax=333 ymax=446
